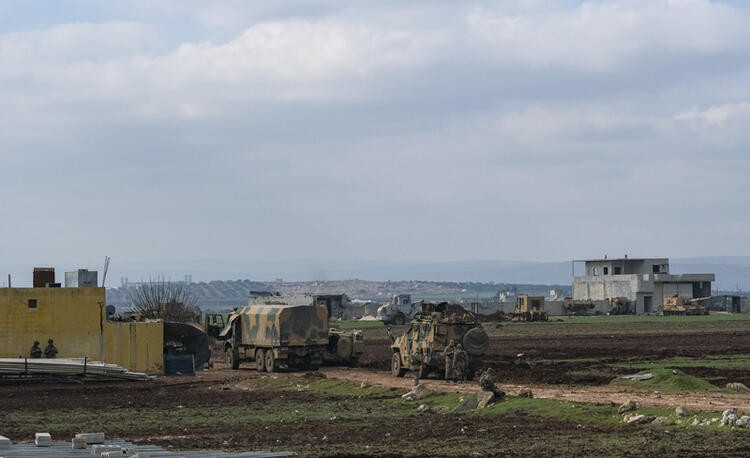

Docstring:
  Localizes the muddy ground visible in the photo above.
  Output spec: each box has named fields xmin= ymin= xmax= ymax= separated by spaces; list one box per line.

xmin=3 ymin=330 xmax=750 ymax=456
xmin=361 ymin=331 xmax=750 ymax=386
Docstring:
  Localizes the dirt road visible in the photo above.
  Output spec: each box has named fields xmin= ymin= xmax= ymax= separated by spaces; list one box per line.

xmin=320 ymin=366 xmax=750 ymax=414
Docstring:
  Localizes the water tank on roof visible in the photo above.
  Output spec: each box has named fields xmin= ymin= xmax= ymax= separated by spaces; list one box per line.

xmin=65 ymin=269 xmax=98 ymax=287
xmin=33 ymin=267 xmax=55 ymax=288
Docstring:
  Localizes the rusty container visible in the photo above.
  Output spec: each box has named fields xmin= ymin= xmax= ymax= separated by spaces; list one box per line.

xmin=33 ymin=267 xmax=55 ymax=288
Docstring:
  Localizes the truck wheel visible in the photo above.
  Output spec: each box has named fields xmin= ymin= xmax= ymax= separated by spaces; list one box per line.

xmin=393 ymin=313 xmax=406 ymax=325
xmin=392 ymin=352 xmax=406 ymax=377
xmin=255 ymin=349 xmax=265 ymax=372
xmin=227 ymin=348 xmax=240 ymax=370
xmin=265 ymin=350 xmax=276 ymax=373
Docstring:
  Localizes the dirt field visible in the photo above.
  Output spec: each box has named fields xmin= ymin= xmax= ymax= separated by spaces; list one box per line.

xmin=3 ymin=328 xmax=750 ymax=456
xmin=360 ymin=331 xmax=750 ymax=386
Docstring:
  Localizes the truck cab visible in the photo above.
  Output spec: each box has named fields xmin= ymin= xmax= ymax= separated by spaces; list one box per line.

xmin=376 ymin=294 xmax=418 ymax=325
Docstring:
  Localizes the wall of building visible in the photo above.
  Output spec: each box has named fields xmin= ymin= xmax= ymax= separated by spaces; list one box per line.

xmin=103 ymin=320 xmax=163 ymax=373
xmin=572 ymin=275 xmax=645 ymax=302
xmin=0 ymin=287 xmax=163 ymax=373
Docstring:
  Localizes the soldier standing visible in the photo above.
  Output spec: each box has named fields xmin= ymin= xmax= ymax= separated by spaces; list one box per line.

xmin=444 ymin=339 xmax=456 ymax=381
xmin=30 ymin=341 xmax=42 ymax=358
xmin=453 ymin=343 xmax=469 ymax=383
xmin=409 ymin=350 xmax=424 ymax=386
xmin=44 ymin=339 xmax=58 ymax=358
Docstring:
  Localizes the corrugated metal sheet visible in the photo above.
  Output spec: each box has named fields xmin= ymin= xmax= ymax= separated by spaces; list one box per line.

xmin=0 ymin=439 xmax=293 ymax=457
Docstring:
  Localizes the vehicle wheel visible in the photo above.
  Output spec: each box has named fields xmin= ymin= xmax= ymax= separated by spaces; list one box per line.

xmin=393 ymin=313 xmax=406 ymax=325
xmin=463 ymin=327 xmax=490 ymax=356
xmin=227 ymin=348 xmax=240 ymax=370
xmin=265 ymin=350 xmax=276 ymax=373
xmin=392 ymin=352 xmax=406 ymax=377
xmin=255 ymin=349 xmax=265 ymax=372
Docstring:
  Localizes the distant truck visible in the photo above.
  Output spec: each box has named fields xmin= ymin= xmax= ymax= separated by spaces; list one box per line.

xmin=389 ymin=302 xmax=489 ymax=380
xmin=205 ymin=304 xmax=363 ymax=371
xmin=376 ymin=294 xmax=421 ymax=325
xmin=512 ymin=295 xmax=548 ymax=321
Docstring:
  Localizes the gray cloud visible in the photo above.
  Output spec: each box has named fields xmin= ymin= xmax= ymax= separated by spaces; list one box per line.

xmin=1 ymin=1 xmax=750 ymax=285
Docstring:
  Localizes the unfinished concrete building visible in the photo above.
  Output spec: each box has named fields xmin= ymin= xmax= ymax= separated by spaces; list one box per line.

xmin=572 ymin=257 xmax=714 ymax=314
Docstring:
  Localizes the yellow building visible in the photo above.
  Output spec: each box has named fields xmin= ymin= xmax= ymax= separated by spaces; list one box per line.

xmin=0 ymin=286 xmax=164 ymax=373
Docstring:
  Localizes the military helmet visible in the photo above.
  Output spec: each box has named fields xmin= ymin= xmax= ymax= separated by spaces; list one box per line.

xmin=34 ymin=341 xmax=39 ymax=345
xmin=48 ymin=339 xmax=54 ymax=344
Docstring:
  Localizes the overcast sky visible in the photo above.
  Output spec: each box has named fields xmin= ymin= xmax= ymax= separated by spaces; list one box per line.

xmin=2 ymin=1 xmax=749 ymax=283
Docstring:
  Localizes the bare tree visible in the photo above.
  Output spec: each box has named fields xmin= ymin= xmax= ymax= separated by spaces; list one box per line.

xmin=127 ymin=277 xmax=201 ymax=323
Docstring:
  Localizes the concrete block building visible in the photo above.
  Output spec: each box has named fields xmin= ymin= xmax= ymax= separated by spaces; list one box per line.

xmin=573 ymin=257 xmax=714 ymax=314
xmin=1 ymin=268 xmax=208 ymax=373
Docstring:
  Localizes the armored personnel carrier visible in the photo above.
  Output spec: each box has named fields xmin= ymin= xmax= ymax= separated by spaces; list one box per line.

xmin=389 ymin=302 xmax=489 ymax=380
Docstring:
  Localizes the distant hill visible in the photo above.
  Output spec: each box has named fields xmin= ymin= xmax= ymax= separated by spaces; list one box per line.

xmin=105 ymin=278 xmax=571 ymax=310
xmin=105 ymin=257 xmax=750 ymax=292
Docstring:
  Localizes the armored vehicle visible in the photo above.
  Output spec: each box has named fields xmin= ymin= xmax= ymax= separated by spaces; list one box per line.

xmin=663 ymin=295 xmax=710 ymax=316
xmin=389 ymin=302 xmax=489 ymax=380
xmin=218 ymin=304 xmax=330 ymax=371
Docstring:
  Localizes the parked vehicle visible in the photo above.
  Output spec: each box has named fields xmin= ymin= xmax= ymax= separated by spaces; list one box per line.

xmin=376 ymin=294 xmax=421 ymax=325
xmin=512 ymin=295 xmax=548 ymax=321
xmin=389 ymin=302 xmax=489 ymax=380
xmin=205 ymin=304 xmax=363 ymax=371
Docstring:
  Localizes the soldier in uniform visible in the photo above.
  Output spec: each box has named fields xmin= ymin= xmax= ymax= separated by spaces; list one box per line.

xmin=409 ymin=350 xmax=424 ymax=386
xmin=444 ymin=339 xmax=456 ymax=381
xmin=453 ymin=343 xmax=469 ymax=383
xmin=44 ymin=339 xmax=58 ymax=358
xmin=30 ymin=341 xmax=42 ymax=358
xmin=479 ymin=367 xmax=505 ymax=397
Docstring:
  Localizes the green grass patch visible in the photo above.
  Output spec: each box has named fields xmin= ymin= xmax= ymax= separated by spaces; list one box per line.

xmin=482 ymin=313 xmax=750 ymax=337
xmin=610 ymin=354 xmax=750 ymax=370
xmin=333 ymin=319 xmax=386 ymax=330
xmin=610 ymin=367 xmax=719 ymax=392
xmin=481 ymin=396 xmax=623 ymax=425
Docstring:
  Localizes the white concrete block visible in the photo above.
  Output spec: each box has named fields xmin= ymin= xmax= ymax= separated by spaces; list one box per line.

xmin=72 ymin=436 xmax=87 ymax=449
xmin=76 ymin=432 xmax=106 ymax=444
xmin=101 ymin=451 xmax=131 ymax=457
xmin=35 ymin=432 xmax=52 ymax=447
xmin=91 ymin=444 xmax=121 ymax=456
xmin=0 ymin=434 xmax=10 ymax=449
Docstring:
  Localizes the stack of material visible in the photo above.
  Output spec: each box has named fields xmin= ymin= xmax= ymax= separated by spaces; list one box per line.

xmin=76 ymin=432 xmax=105 ymax=444
xmin=0 ymin=438 xmax=294 ymax=456
xmin=72 ymin=437 xmax=87 ymax=449
xmin=35 ymin=433 xmax=52 ymax=447
xmin=0 ymin=440 xmax=294 ymax=458
xmin=0 ymin=358 xmax=152 ymax=381
xmin=0 ymin=434 xmax=10 ymax=449
xmin=91 ymin=444 xmax=122 ymax=455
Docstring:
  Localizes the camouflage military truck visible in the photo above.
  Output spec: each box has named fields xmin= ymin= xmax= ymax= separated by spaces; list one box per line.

xmin=218 ymin=304 xmax=329 ymax=371
xmin=389 ymin=302 xmax=489 ymax=380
